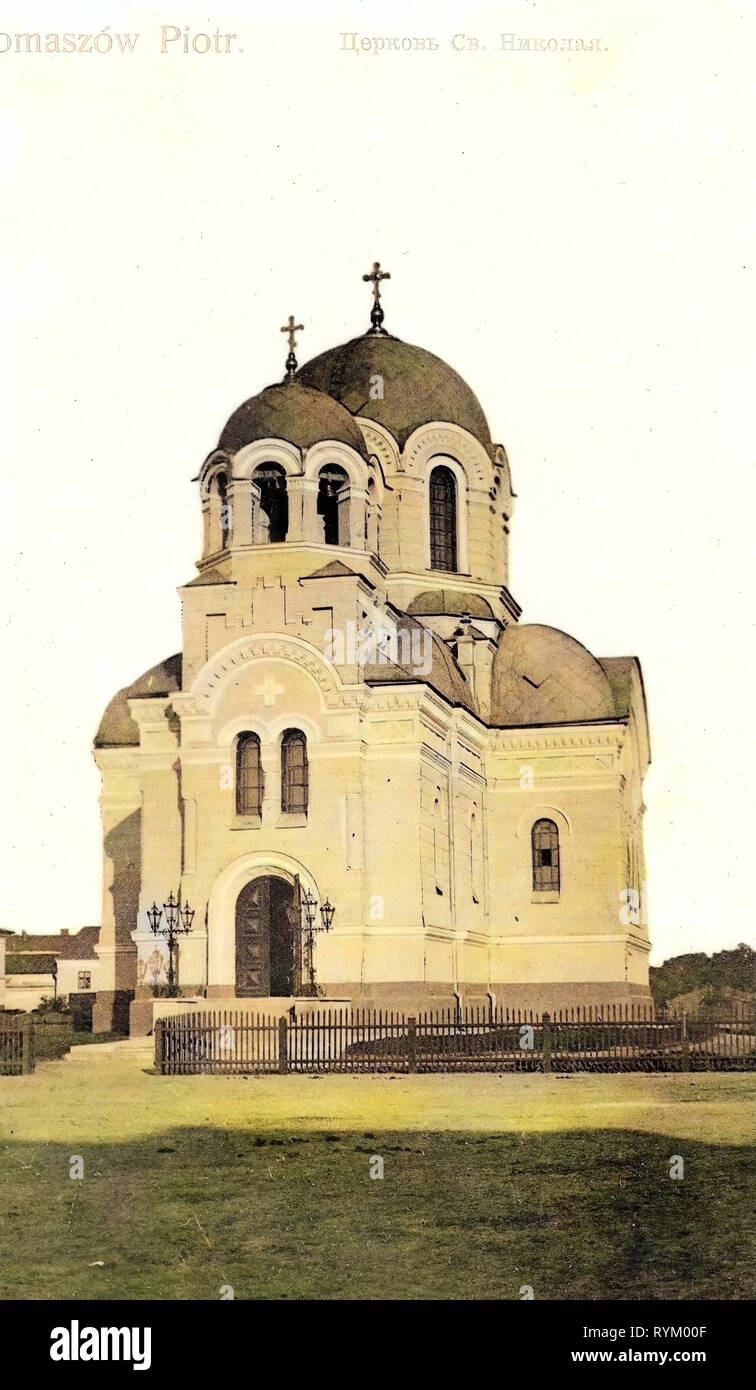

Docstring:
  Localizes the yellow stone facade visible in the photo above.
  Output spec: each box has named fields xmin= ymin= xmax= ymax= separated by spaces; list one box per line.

xmin=92 ymin=311 xmax=651 ymax=1030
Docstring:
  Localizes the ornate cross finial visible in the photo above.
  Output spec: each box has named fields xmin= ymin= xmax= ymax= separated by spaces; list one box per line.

xmin=281 ymin=314 xmax=304 ymax=381
xmin=362 ymin=260 xmax=391 ymax=335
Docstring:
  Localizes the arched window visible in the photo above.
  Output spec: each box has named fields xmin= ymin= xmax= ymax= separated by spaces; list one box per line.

xmin=215 ymin=471 xmax=229 ymax=550
xmin=532 ymin=818 xmax=560 ymax=893
xmin=281 ymin=729 xmax=308 ymax=814
xmin=252 ymin=463 xmax=288 ymax=543
xmin=429 ymin=465 xmax=457 ymax=572
xmin=317 ymin=465 xmax=348 ymax=546
xmin=236 ymin=732 xmax=263 ymax=816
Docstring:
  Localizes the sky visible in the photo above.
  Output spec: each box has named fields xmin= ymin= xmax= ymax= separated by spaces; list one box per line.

xmin=1 ymin=0 xmax=755 ymax=963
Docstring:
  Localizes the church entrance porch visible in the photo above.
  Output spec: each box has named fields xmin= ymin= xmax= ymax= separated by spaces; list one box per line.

xmin=235 ymin=875 xmax=299 ymax=997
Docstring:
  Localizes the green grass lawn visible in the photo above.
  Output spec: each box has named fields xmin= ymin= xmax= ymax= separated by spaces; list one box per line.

xmin=0 ymin=1041 xmax=753 ymax=1301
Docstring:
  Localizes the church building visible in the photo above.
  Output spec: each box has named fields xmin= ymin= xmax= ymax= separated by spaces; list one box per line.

xmin=92 ymin=267 xmax=651 ymax=1032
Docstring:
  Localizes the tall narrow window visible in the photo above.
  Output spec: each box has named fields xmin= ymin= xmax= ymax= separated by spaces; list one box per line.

xmin=253 ymin=463 xmax=288 ymax=543
xmin=236 ymin=732 xmax=263 ymax=816
xmin=281 ymin=729 xmax=308 ymax=814
xmin=429 ymin=465 xmax=457 ymax=571
xmin=532 ymin=818 xmax=560 ymax=893
xmin=317 ymin=465 xmax=348 ymax=546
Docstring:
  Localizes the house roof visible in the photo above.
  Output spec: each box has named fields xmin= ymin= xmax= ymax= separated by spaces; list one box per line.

xmin=5 ymin=926 xmax=100 ymax=961
xmin=5 ymin=953 xmax=57 ymax=976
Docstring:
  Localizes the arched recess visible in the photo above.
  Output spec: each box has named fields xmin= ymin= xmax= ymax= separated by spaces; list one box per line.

xmin=208 ymin=850 xmax=322 ymax=989
xmin=188 ymin=633 xmax=344 ymax=717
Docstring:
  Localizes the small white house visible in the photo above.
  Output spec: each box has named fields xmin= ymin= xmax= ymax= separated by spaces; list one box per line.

xmin=3 ymin=927 xmax=102 ymax=1012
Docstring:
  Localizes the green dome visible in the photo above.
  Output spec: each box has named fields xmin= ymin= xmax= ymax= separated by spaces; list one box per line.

xmin=297 ymin=335 xmax=492 ymax=451
xmin=219 ymin=381 xmax=369 ymax=460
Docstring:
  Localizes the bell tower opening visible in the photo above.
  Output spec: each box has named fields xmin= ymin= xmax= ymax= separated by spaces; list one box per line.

xmin=253 ymin=463 xmax=289 ymax=542
xmin=317 ymin=464 xmax=348 ymax=545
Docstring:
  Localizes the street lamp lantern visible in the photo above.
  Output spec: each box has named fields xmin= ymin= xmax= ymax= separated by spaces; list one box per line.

xmin=163 ymin=891 xmax=180 ymax=932
xmin=147 ymin=888 xmax=194 ymax=995
xmin=299 ymin=891 xmax=335 ymax=998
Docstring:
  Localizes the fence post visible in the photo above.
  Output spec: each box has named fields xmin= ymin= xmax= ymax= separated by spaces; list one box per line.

xmin=278 ymin=1015 xmax=289 ymax=1074
xmin=407 ymin=1016 xmax=417 ymax=1073
xmin=542 ymin=1013 xmax=552 ymax=1073
xmin=680 ymin=1010 xmax=691 ymax=1072
xmin=154 ymin=1018 xmax=166 ymax=1076
xmin=21 ymin=1016 xmax=35 ymax=1075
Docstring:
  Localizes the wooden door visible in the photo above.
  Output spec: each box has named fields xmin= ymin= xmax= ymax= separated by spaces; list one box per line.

xmin=235 ymin=878 xmax=271 ymax=997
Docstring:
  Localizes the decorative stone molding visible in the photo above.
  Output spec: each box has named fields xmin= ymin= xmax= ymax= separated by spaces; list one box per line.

xmin=356 ymin=418 xmax=401 ymax=476
xmin=198 ymin=451 xmax=233 ymax=498
xmin=303 ymin=440 xmax=370 ymax=490
xmin=188 ymin=632 xmax=344 ymax=712
xmin=231 ymin=439 xmax=302 ymax=479
xmin=403 ymin=422 xmax=493 ymax=488
xmin=489 ymin=726 xmax=625 ymax=754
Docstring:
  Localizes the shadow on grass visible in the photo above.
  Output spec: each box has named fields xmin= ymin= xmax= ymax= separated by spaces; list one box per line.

xmin=0 ymin=1127 xmax=752 ymax=1301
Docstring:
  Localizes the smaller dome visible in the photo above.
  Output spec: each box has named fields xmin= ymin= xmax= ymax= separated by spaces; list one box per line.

xmin=363 ymin=615 xmax=474 ymax=713
xmin=407 ymin=589 xmax=494 ymax=620
xmin=491 ymin=624 xmax=615 ymax=726
xmin=219 ymin=382 xmax=368 ymax=460
xmin=95 ymin=654 xmax=182 ymax=747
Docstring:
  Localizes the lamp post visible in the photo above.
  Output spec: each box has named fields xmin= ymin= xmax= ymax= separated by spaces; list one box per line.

xmin=300 ymin=891 xmax=335 ymax=998
xmin=147 ymin=890 xmax=195 ymax=996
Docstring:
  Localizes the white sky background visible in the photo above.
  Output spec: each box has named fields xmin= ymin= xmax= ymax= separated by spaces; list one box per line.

xmin=0 ymin=0 xmax=754 ymax=963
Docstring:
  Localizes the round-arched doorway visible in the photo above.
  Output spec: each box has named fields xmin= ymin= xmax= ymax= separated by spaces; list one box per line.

xmin=235 ymin=875 xmax=299 ymax=997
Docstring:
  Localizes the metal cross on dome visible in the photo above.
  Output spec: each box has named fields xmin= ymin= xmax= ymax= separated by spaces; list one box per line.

xmin=362 ymin=260 xmax=391 ymax=335
xmin=281 ymin=314 xmax=304 ymax=381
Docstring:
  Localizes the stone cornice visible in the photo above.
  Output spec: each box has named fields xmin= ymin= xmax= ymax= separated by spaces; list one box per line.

xmin=489 ymin=723 xmax=626 ymax=754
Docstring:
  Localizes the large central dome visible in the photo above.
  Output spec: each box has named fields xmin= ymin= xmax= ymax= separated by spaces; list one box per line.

xmin=296 ymin=334 xmax=492 ymax=451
